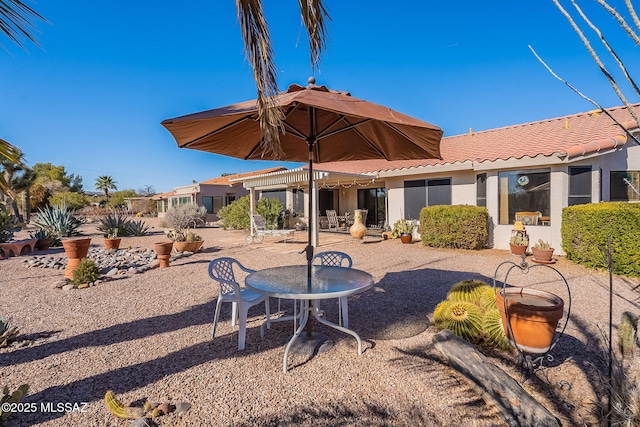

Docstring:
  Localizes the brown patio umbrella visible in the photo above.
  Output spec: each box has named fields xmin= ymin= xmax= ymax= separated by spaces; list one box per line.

xmin=161 ymin=77 xmax=443 ymax=267
xmin=162 ymin=77 xmax=442 ymax=351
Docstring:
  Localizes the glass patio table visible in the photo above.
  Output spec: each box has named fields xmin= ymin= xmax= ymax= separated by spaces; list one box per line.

xmin=245 ymin=265 xmax=374 ymax=372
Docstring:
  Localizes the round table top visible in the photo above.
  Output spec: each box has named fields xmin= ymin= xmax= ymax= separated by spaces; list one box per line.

xmin=245 ymin=265 xmax=374 ymax=300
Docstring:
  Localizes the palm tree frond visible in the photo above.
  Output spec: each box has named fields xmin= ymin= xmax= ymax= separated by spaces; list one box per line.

xmin=0 ymin=0 xmax=47 ymax=50
xmin=297 ymin=0 xmax=330 ymax=69
xmin=236 ymin=0 xmax=284 ymax=158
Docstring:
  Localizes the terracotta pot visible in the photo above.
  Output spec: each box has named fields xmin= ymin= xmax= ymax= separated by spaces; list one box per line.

xmin=154 ymin=241 xmax=174 ymax=268
xmin=496 ymin=287 xmax=564 ymax=354
xmin=104 ymin=238 xmax=122 ymax=250
xmin=349 ymin=209 xmax=367 ymax=239
xmin=62 ymin=237 xmax=91 ymax=279
xmin=173 ymin=240 xmax=204 ymax=253
xmin=531 ymin=247 xmax=554 ymax=262
xmin=509 ymin=243 xmax=528 ymax=256
xmin=36 ymin=238 xmax=51 ymax=251
xmin=400 ymin=234 xmax=412 ymax=244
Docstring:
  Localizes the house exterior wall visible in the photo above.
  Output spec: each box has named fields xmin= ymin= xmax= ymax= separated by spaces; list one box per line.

xmin=382 ymin=142 xmax=640 ymax=255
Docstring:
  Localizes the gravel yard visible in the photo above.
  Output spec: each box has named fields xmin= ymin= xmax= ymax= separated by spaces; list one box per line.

xmin=1 ymin=218 xmax=639 ymax=426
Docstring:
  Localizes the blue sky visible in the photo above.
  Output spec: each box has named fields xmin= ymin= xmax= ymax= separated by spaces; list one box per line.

xmin=1 ymin=1 xmax=639 ymax=193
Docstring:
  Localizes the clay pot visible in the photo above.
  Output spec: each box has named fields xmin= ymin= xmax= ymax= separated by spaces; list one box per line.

xmin=173 ymin=240 xmax=204 ymax=253
xmin=349 ymin=209 xmax=367 ymax=239
xmin=62 ymin=237 xmax=91 ymax=279
xmin=496 ymin=287 xmax=564 ymax=354
xmin=104 ymin=238 xmax=122 ymax=251
xmin=509 ymin=243 xmax=527 ymax=256
xmin=36 ymin=238 xmax=51 ymax=250
xmin=531 ymin=247 xmax=554 ymax=262
xmin=154 ymin=241 xmax=174 ymax=268
xmin=400 ymin=234 xmax=412 ymax=244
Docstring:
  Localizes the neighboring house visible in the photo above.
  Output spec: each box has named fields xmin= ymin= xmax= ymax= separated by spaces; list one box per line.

xmin=235 ymin=104 xmax=640 ymax=253
xmin=154 ymin=167 xmax=287 ymax=222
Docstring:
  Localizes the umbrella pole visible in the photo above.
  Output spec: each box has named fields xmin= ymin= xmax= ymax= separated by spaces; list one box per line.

xmin=305 ymin=138 xmax=315 ymax=338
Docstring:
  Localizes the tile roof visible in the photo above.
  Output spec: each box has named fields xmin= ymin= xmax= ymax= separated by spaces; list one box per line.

xmin=313 ymin=104 xmax=640 ymax=174
xmin=199 ymin=166 xmax=287 ymax=185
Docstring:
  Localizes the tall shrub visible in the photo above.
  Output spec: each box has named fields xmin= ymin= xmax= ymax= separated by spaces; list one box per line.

xmin=420 ymin=205 xmax=488 ymax=250
xmin=218 ymin=196 xmax=251 ymax=230
xmin=562 ymin=203 xmax=640 ymax=277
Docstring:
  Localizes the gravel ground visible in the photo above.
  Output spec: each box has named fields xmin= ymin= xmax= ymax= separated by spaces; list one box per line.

xmin=1 ymin=218 xmax=640 ymax=426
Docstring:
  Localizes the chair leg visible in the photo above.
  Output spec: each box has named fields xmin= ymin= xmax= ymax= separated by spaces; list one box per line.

xmin=237 ymin=304 xmax=250 ymax=351
xmin=231 ymin=301 xmax=238 ymax=327
xmin=212 ymin=298 xmax=224 ymax=339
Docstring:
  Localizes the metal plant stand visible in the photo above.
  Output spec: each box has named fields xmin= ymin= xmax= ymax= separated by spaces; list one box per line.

xmin=493 ymin=255 xmax=572 ymax=372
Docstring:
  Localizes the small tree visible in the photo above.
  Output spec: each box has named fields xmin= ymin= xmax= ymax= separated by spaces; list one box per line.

xmin=95 ymin=176 xmax=117 ymax=201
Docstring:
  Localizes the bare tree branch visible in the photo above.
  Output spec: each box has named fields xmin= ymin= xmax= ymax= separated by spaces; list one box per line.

xmin=595 ymin=0 xmax=640 ymax=45
xmin=529 ymin=45 xmax=640 ymax=145
xmin=624 ymin=0 xmax=640 ymax=33
xmin=572 ymin=0 xmax=640 ymax=96
xmin=551 ymin=0 xmax=640 ymax=128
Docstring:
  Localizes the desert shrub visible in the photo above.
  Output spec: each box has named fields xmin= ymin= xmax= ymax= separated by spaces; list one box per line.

xmin=71 ymin=258 xmax=100 ymax=286
xmin=562 ymin=203 xmax=640 ymax=277
xmin=106 ymin=189 xmax=137 ymax=209
xmin=48 ymin=191 xmax=89 ymax=210
xmin=31 ymin=203 xmax=84 ymax=247
xmin=0 ymin=316 xmax=19 ymax=348
xmin=165 ymin=203 xmax=207 ymax=234
xmin=420 ymin=205 xmax=488 ymax=250
xmin=218 ymin=196 xmax=251 ymax=230
xmin=257 ymin=197 xmax=284 ymax=229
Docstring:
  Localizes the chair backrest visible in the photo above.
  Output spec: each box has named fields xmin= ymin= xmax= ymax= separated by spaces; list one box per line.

xmin=208 ymin=257 xmax=256 ymax=298
xmin=326 ymin=210 xmax=339 ymax=227
xmin=312 ymin=251 xmax=353 ymax=268
xmin=515 ymin=211 xmax=540 ymax=226
xmin=251 ymin=214 xmax=267 ymax=231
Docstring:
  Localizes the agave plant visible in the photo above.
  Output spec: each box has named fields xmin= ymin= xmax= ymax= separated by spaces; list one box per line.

xmin=31 ymin=203 xmax=83 ymax=246
xmin=98 ymin=209 xmax=131 ymax=238
xmin=0 ymin=316 xmax=19 ymax=348
xmin=126 ymin=219 xmax=152 ymax=236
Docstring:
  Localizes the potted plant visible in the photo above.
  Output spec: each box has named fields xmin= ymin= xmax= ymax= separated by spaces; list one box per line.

xmin=531 ymin=239 xmax=554 ymax=262
xmin=509 ymin=233 xmax=529 ymax=255
xmin=392 ymin=219 xmax=415 ymax=244
xmin=103 ymin=228 xmax=122 ymax=251
xmin=164 ymin=203 xmax=206 ymax=253
xmin=29 ymin=228 xmax=51 ymax=250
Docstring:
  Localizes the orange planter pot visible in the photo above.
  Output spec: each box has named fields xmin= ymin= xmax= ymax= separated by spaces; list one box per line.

xmin=531 ymin=247 xmax=554 ymax=262
xmin=496 ymin=287 xmax=564 ymax=354
xmin=62 ymin=237 xmax=91 ymax=279
xmin=400 ymin=234 xmax=412 ymax=244
xmin=173 ymin=240 xmax=204 ymax=253
xmin=154 ymin=241 xmax=174 ymax=268
xmin=104 ymin=238 xmax=122 ymax=250
xmin=509 ymin=243 xmax=528 ymax=256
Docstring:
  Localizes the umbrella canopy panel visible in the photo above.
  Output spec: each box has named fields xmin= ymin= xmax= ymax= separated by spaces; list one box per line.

xmin=161 ymin=83 xmax=443 ymax=163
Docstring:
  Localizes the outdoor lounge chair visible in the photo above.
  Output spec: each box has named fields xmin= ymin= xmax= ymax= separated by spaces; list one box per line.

xmin=312 ymin=251 xmax=353 ymax=327
xmin=326 ymin=210 xmax=340 ymax=231
xmin=208 ymin=257 xmax=271 ymax=350
xmin=246 ymin=213 xmax=294 ymax=244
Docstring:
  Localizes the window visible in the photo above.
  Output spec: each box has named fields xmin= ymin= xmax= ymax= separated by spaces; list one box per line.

xmin=170 ymin=196 xmax=192 ymax=207
xmin=202 ymin=196 xmax=223 ymax=214
xmin=292 ymin=189 xmax=304 ymax=214
xmin=476 ymin=173 xmax=487 ymax=207
xmin=260 ymin=189 xmax=286 ymax=206
xmin=568 ymin=167 xmax=592 ymax=206
xmin=498 ymin=169 xmax=550 ymax=225
xmin=357 ymin=187 xmax=386 ymax=227
xmin=225 ymin=194 xmax=236 ymax=206
xmin=610 ymin=171 xmax=640 ymax=201
xmin=403 ymin=178 xmax=451 ymax=220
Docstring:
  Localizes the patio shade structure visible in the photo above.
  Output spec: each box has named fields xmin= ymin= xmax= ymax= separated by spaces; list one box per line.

xmin=162 ymin=77 xmax=442 ymax=352
xmin=161 ymin=77 xmax=443 ymax=268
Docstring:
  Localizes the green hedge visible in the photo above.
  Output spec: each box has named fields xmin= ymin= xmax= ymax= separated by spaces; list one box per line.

xmin=562 ymin=202 xmax=640 ymax=277
xmin=419 ymin=205 xmax=489 ymax=250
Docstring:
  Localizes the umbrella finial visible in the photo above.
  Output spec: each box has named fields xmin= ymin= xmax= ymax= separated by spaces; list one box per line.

xmin=307 ymin=76 xmax=316 ymax=86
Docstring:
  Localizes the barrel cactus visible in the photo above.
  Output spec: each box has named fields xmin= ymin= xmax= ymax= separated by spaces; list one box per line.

xmin=619 ymin=311 xmax=638 ymax=359
xmin=482 ymin=309 xmax=511 ymax=350
xmin=441 ymin=302 xmax=483 ymax=343
xmin=448 ymin=280 xmax=491 ymax=304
